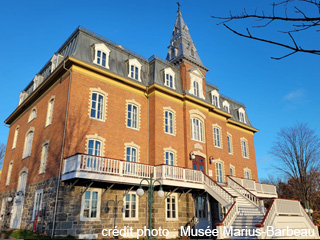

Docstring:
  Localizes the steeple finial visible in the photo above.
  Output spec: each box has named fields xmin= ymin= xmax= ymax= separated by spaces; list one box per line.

xmin=177 ymin=1 xmax=181 ymax=11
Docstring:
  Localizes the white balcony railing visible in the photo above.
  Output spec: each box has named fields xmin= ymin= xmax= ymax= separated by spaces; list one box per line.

xmin=230 ymin=176 xmax=277 ymax=196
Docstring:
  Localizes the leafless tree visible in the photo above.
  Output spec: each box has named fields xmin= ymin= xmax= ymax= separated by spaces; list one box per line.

xmin=270 ymin=123 xmax=320 ymax=208
xmin=212 ymin=0 xmax=320 ymax=59
xmin=0 ymin=143 xmax=6 ymax=167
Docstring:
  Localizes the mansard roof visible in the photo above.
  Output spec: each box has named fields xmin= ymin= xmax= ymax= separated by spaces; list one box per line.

xmin=8 ymin=26 xmax=254 ymax=129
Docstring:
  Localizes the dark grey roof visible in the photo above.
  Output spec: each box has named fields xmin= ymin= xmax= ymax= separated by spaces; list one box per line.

xmin=17 ymin=25 xmax=254 ymax=128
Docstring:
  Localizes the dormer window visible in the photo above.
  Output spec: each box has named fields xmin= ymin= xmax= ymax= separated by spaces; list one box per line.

xmin=164 ymin=68 xmax=175 ymax=89
xmin=32 ymin=74 xmax=43 ymax=91
xmin=189 ymin=69 xmax=205 ymax=99
xmin=222 ymin=100 xmax=230 ymax=113
xmin=211 ymin=90 xmax=220 ymax=108
xmin=93 ymin=43 xmax=111 ymax=69
xmin=238 ymin=107 xmax=246 ymax=123
xmin=128 ymin=59 xmax=142 ymax=82
xmin=51 ymin=53 xmax=63 ymax=73
xmin=18 ymin=91 xmax=28 ymax=106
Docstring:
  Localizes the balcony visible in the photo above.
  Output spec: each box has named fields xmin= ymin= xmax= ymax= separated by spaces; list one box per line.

xmin=62 ymin=154 xmax=277 ymax=200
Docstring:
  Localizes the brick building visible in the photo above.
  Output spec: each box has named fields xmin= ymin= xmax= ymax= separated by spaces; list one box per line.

xmin=0 ymin=8 xmax=317 ymax=239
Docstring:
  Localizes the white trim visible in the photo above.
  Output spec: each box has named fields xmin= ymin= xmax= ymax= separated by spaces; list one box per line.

xmin=240 ymin=137 xmax=249 ymax=159
xmin=126 ymin=99 xmax=141 ymax=131
xmin=244 ymin=168 xmax=252 ymax=179
xmin=22 ymin=127 xmax=34 ymax=159
xmin=163 ymin=147 xmax=177 ymax=165
xmin=222 ymin=100 xmax=230 ymax=113
xmin=5 ymin=161 xmax=13 ymax=186
xmin=163 ymin=107 xmax=176 ymax=136
xmin=213 ymin=124 xmax=223 ymax=149
xmin=124 ymin=142 xmax=140 ymax=162
xmin=163 ymin=68 xmax=176 ymax=89
xmin=189 ymin=69 xmax=205 ymax=99
xmin=238 ymin=107 xmax=246 ymax=123
xmin=230 ymin=164 xmax=236 ymax=176
xmin=165 ymin=193 xmax=178 ymax=221
xmin=227 ymin=132 xmax=233 ymax=155
xmin=80 ymin=188 xmax=101 ymax=221
xmin=123 ymin=191 xmax=139 ymax=221
xmin=12 ymin=126 xmax=19 ymax=149
xmin=128 ymin=59 xmax=142 ymax=82
xmin=88 ymin=88 xmax=108 ymax=122
xmin=211 ymin=90 xmax=220 ymax=108
xmin=93 ymin=43 xmax=111 ymax=69
xmin=32 ymin=189 xmax=43 ymax=221
xmin=39 ymin=140 xmax=50 ymax=174
xmin=45 ymin=96 xmax=55 ymax=127
xmin=28 ymin=108 xmax=37 ymax=123
xmin=85 ymin=134 xmax=106 ymax=156
xmin=215 ymin=159 xmax=225 ymax=183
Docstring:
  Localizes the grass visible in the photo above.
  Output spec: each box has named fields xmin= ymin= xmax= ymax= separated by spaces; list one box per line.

xmin=1 ymin=230 xmax=76 ymax=239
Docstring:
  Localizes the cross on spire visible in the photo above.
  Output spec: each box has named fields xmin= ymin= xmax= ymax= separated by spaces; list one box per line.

xmin=177 ymin=1 xmax=181 ymax=11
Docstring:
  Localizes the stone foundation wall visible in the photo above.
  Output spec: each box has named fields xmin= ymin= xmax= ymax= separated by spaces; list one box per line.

xmin=0 ymin=177 xmax=217 ymax=239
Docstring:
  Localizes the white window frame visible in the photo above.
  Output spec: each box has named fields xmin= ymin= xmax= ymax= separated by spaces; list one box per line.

xmin=213 ymin=125 xmax=222 ymax=148
xmin=39 ymin=141 xmax=49 ymax=174
xmin=238 ymin=107 xmax=246 ymax=123
xmin=227 ymin=133 xmax=233 ymax=155
xmin=165 ymin=151 xmax=174 ymax=166
xmin=93 ymin=43 xmax=110 ymax=69
xmin=5 ymin=161 xmax=13 ymax=186
xmin=32 ymin=189 xmax=43 ymax=221
xmin=211 ymin=90 xmax=220 ymax=108
xmin=80 ymin=188 xmax=101 ymax=221
xmin=126 ymin=100 xmax=141 ymax=130
xmin=191 ymin=118 xmax=204 ymax=142
xmin=123 ymin=192 xmax=139 ymax=220
xmin=45 ymin=96 xmax=55 ymax=127
xmin=87 ymin=139 xmax=102 ymax=156
xmin=90 ymin=92 xmax=104 ymax=121
xmin=12 ymin=126 xmax=19 ymax=149
xmin=28 ymin=108 xmax=37 ymax=123
xmin=23 ymin=128 xmax=34 ymax=158
xmin=164 ymin=68 xmax=175 ymax=89
xmin=165 ymin=193 xmax=178 ymax=221
xmin=215 ymin=160 xmax=225 ymax=183
xmin=18 ymin=91 xmax=28 ymax=106
xmin=241 ymin=138 xmax=249 ymax=159
xmin=128 ymin=59 xmax=142 ymax=82
xmin=126 ymin=146 xmax=137 ymax=162
xmin=189 ymin=69 xmax=205 ymax=99
xmin=222 ymin=100 xmax=230 ymax=113
xmin=164 ymin=110 xmax=174 ymax=135
xmin=230 ymin=164 xmax=235 ymax=176
xmin=244 ymin=168 xmax=251 ymax=179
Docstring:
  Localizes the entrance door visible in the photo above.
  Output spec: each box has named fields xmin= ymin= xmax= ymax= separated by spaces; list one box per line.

xmin=194 ymin=195 xmax=211 ymax=230
xmin=192 ymin=155 xmax=205 ymax=172
xmin=10 ymin=171 xmax=27 ymax=229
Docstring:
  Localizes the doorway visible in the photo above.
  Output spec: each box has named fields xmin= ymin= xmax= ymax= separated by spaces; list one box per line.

xmin=192 ymin=155 xmax=205 ymax=173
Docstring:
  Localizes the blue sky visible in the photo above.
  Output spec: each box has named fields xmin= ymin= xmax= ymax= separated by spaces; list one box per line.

xmin=0 ymin=0 xmax=319 ymax=180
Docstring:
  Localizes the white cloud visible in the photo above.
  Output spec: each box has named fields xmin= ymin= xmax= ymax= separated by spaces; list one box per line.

xmin=284 ymin=89 xmax=305 ymax=102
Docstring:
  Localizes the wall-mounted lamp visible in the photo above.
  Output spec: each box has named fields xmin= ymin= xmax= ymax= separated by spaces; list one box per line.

xmin=7 ymin=197 xmax=13 ymax=202
xmin=209 ymin=156 xmax=214 ymax=164
xmin=189 ymin=151 xmax=196 ymax=160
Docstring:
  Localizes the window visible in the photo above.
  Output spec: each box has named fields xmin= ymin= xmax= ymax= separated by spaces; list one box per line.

xmin=32 ymin=189 xmax=43 ymax=220
xmin=128 ymin=59 xmax=142 ymax=82
xmin=0 ymin=197 xmax=6 ymax=221
xmin=80 ymin=189 xmax=101 ymax=221
xmin=241 ymin=138 xmax=249 ymax=158
xmin=165 ymin=111 xmax=174 ymax=135
xmin=166 ymin=194 xmax=178 ymax=220
xmin=213 ymin=126 xmax=222 ymax=148
xmin=164 ymin=68 xmax=175 ymax=89
xmin=191 ymin=118 xmax=204 ymax=142
xmin=124 ymin=193 xmax=138 ymax=220
xmin=227 ymin=133 xmax=233 ymax=154
xmin=90 ymin=93 xmax=104 ymax=120
xmin=165 ymin=151 xmax=174 ymax=166
xmin=51 ymin=53 xmax=61 ymax=72
xmin=195 ymin=196 xmax=207 ymax=219
xmin=6 ymin=161 xmax=13 ymax=186
xmin=244 ymin=168 xmax=251 ymax=179
xmin=216 ymin=161 xmax=224 ymax=183
xmin=23 ymin=129 xmax=34 ymax=158
xmin=17 ymin=171 xmax=28 ymax=193
xmin=222 ymin=100 xmax=230 ymax=113
xmin=12 ymin=126 xmax=19 ymax=149
xmin=45 ymin=97 xmax=55 ymax=127
xmin=39 ymin=142 xmax=49 ymax=174
xmin=126 ymin=100 xmax=141 ymax=130
xmin=88 ymin=140 xmax=102 ymax=156
xmin=211 ymin=90 xmax=220 ymax=108
xmin=230 ymin=165 xmax=235 ymax=176
xmin=18 ymin=91 xmax=28 ymax=106
xmin=238 ymin=107 xmax=246 ymax=123
xmin=193 ymin=81 xmax=199 ymax=97
xmin=28 ymin=109 xmax=37 ymax=122
xmin=126 ymin=146 xmax=137 ymax=162
xmin=93 ymin=43 xmax=110 ymax=68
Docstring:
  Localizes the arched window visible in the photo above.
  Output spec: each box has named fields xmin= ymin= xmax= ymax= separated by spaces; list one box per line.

xmin=88 ymin=139 xmax=102 ymax=156
xmin=18 ymin=171 xmax=28 ymax=193
xmin=39 ymin=141 xmax=49 ymax=174
xmin=215 ymin=160 xmax=225 ymax=183
xmin=93 ymin=43 xmax=111 ymax=69
xmin=222 ymin=100 xmax=230 ymax=113
xmin=23 ymin=130 xmax=34 ymax=158
xmin=45 ymin=97 xmax=55 ymax=126
xmin=5 ymin=161 xmax=13 ymax=186
xmin=238 ymin=107 xmax=246 ymax=123
xmin=12 ymin=126 xmax=19 ymax=149
xmin=191 ymin=118 xmax=203 ymax=142
xmin=28 ymin=109 xmax=37 ymax=122
xmin=90 ymin=93 xmax=104 ymax=120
